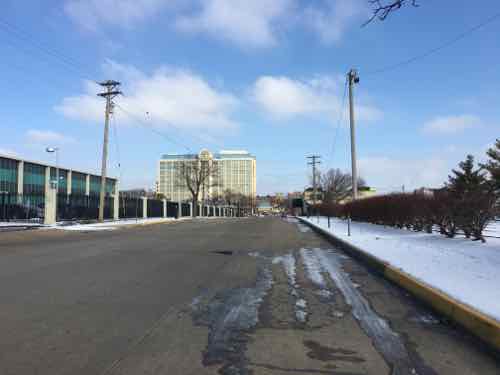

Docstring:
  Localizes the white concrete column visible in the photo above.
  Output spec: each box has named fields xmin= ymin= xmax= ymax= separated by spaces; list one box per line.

xmin=67 ymin=170 xmax=72 ymax=195
xmin=142 ymin=197 xmax=148 ymax=219
xmin=113 ymin=180 xmax=119 ymax=221
xmin=189 ymin=202 xmax=193 ymax=218
xmin=43 ymin=166 xmax=56 ymax=225
xmin=178 ymin=200 xmax=182 ymax=218
xmin=163 ymin=199 xmax=167 ymax=218
xmin=17 ymin=161 xmax=24 ymax=195
xmin=85 ymin=174 xmax=90 ymax=196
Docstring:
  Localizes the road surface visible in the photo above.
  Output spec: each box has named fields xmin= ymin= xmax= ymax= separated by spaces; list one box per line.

xmin=0 ymin=217 xmax=498 ymax=374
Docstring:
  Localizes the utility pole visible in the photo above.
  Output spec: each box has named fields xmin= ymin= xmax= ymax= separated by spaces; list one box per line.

xmin=307 ymin=155 xmax=321 ymax=218
xmin=97 ymin=80 xmax=121 ymax=222
xmin=348 ymin=69 xmax=360 ymax=201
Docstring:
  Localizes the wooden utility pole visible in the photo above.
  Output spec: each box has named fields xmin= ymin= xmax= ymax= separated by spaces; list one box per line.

xmin=97 ymin=80 xmax=121 ymax=222
xmin=307 ymin=155 xmax=321 ymax=217
xmin=348 ymin=69 xmax=359 ymax=200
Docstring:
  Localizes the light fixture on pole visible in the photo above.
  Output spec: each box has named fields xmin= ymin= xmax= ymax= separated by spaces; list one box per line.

xmin=45 ymin=147 xmax=60 ymax=189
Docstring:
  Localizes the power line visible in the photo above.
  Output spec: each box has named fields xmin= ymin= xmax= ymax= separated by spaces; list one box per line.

xmin=0 ymin=18 xmax=94 ymax=80
xmin=119 ymin=94 xmax=215 ymax=150
xmin=111 ymin=113 xmax=122 ymax=172
xmin=114 ymin=103 xmax=193 ymax=153
xmin=365 ymin=11 xmax=500 ymax=76
xmin=329 ymin=76 xmax=348 ymax=165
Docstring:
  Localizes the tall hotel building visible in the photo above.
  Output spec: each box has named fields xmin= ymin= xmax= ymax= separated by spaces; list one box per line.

xmin=158 ymin=150 xmax=256 ymax=202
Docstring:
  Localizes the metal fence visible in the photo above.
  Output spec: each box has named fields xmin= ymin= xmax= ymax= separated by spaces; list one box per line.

xmin=181 ymin=203 xmax=190 ymax=217
xmin=0 ymin=193 xmax=44 ymax=222
xmin=119 ymin=197 xmax=143 ymax=219
xmin=147 ymin=199 xmax=163 ymax=218
xmin=167 ymin=202 xmax=179 ymax=218
xmin=57 ymin=194 xmax=113 ymax=221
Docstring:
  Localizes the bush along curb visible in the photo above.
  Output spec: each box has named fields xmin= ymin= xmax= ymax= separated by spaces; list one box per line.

xmin=297 ymin=217 xmax=500 ymax=353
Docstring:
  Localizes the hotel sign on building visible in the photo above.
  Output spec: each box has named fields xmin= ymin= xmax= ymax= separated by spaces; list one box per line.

xmin=158 ymin=150 xmax=256 ymax=202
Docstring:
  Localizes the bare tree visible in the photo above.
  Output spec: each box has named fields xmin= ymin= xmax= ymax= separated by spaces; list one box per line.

xmin=364 ymin=0 xmax=419 ymax=25
xmin=223 ymin=189 xmax=237 ymax=205
xmin=319 ymin=169 xmax=367 ymax=203
xmin=175 ymin=158 xmax=219 ymax=217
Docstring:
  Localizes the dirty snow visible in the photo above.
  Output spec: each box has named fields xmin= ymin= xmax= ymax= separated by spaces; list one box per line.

xmin=301 ymin=217 xmax=500 ymax=323
xmin=0 ymin=222 xmax=42 ymax=227
xmin=49 ymin=217 xmax=178 ymax=231
xmin=301 ymin=247 xmax=418 ymax=373
xmin=273 ymin=253 xmax=308 ymax=323
xmin=272 ymin=254 xmax=297 ymax=287
xmin=300 ymin=248 xmax=327 ymax=287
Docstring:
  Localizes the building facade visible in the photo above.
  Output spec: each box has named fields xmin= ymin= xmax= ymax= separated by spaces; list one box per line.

xmin=0 ymin=153 xmax=118 ymax=223
xmin=158 ymin=150 xmax=256 ymax=202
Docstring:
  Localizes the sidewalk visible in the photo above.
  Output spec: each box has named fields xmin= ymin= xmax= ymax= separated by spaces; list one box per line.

xmin=301 ymin=216 xmax=500 ymax=323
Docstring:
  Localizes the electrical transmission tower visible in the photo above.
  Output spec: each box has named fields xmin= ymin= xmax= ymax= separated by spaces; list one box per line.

xmin=97 ymin=80 xmax=122 ymax=222
xmin=307 ymin=155 xmax=321 ymax=217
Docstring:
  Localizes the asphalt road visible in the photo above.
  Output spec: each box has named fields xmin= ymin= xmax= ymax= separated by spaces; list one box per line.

xmin=0 ymin=217 xmax=498 ymax=375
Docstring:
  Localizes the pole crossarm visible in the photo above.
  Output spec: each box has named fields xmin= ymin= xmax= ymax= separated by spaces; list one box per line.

xmin=307 ymin=155 xmax=321 ymax=218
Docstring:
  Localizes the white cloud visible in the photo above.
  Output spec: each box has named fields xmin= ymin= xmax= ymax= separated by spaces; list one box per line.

xmin=359 ymin=156 xmax=449 ymax=192
xmin=64 ymin=0 xmax=364 ymax=47
xmin=26 ymin=130 xmax=76 ymax=145
xmin=422 ymin=114 xmax=481 ymax=135
xmin=64 ymin=0 xmax=174 ymax=31
xmin=252 ymin=75 xmax=382 ymax=123
xmin=0 ymin=148 xmax=19 ymax=158
xmin=304 ymin=0 xmax=367 ymax=44
xmin=55 ymin=60 xmax=238 ymax=132
xmin=175 ymin=0 xmax=293 ymax=48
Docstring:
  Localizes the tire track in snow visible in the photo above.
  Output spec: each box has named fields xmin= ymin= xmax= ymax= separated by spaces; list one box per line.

xmin=273 ymin=253 xmax=308 ymax=323
xmin=301 ymin=248 xmax=437 ymax=375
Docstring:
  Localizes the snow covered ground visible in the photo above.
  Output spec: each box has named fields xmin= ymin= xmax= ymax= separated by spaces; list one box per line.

xmin=48 ymin=217 xmax=181 ymax=231
xmin=0 ymin=222 xmax=42 ymax=227
xmin=300 ymin=216 xmax=500 ymax=323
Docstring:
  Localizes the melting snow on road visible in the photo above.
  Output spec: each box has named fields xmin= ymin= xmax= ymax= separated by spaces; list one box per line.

xmin=301 ymin=247 xmax=420 ymax=375
xmin=301 ymin=217 xmax=500 ymax=323
xmin=273 ymin=253 xmax=308 ymax=323
xmin=282 ymin=217 xmax=311 ymax=233
xmin=192 ymin=263 xmax=274 ymax=373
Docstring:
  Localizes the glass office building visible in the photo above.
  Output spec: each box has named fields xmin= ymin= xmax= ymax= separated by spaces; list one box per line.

xmin=0 ymin=153 xmax=118 ymax=220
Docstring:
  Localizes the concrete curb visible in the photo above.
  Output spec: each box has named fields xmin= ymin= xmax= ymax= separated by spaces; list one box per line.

xmin=297 ymin=217 xmax=500 ymax=352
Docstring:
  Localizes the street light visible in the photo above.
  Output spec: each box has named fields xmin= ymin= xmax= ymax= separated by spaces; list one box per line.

xmin=45 ymin=147 xmax=59 ymax=188
xmin=46 ymin=147 xmax=59 ymax=220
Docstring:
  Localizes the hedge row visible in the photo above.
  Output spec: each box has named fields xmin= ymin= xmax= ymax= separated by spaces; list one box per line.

xmin=318 ymin=190 xmax=498 ymax=242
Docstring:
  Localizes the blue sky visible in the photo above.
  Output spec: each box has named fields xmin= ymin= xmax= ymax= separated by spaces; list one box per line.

xmin=1 ymin=0 xmax=499 ymax=194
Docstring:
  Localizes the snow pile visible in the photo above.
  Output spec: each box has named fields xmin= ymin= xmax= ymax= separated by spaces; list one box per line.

xmin=0 ymin=222 xmax=42 ymax=228
xmin=50 ymin=217 xmax=177 ymax=231
xmin=301 ymin=217 xmax=500 ymax=322
xmin=484 ymin=220 xmax=500 ymax=238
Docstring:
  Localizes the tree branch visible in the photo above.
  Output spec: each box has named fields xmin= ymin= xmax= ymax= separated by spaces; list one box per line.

xmin=363 ymin=0 xmax=419 ymax=26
